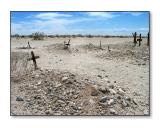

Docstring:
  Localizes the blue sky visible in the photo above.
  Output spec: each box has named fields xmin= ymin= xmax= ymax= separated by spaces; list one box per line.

xmin=11 ymin=11 xmax=149 ymax=36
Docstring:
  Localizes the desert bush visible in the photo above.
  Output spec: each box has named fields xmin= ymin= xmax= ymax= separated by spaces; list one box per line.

xmin=32 ymin=32 xmax=45 ymax=40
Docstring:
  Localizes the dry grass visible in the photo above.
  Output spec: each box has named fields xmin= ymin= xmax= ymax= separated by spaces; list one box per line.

xmin=11 ymin=52 xmax=32 ymax=77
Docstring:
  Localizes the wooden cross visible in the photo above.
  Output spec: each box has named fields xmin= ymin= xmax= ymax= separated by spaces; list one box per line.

xmin=132 ymin=32 xmax=137 ymax=46
xmin=137 ymin=34 xmax=142 ymax=46
xmin=27 ymin=51 xmax=39 ymax=69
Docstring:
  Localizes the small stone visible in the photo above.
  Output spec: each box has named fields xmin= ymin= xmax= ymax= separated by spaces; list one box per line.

xmin=109 ymin=84 xmax=114 ymax=89
xmin=91 ymin=90 xmax=98 ymax=96
xmin=98 ymin=86 xmax=107 ymax=93
xmin=16 ymin=96 xmax=24 ymax=101
xmin=103 ymin=78 xmax=110 ymax=83
xmin=45 ymin=110 xmax=52 ymax=115
xmin=99 ymin=96 xmax=108 ymax=103
xmin=117 ymin=95 xmax=122 ymax=100
xmin=57 ymin=100 xmax=65 ymax=104
xmin=122 ymin=100 xmax=128 ymax=107
xmin=124 ymin=96 xmax=131 ymax=101
xmin=37 ymin=81 xmax=42 ymax=85
xmin=107 ymin=99 xmax=114 ymax=105
xmin=55 ymin=83 xmax=62 ymax=88
xmin=61 ymin=77 xmax=68 ymax=82
xmin=144 ymin=109 xmax=149 ymax=115
xmin=97 ymin=75 xmax=102 ymax=78
xmin=73 ymin=95 xmax=78 ymax=99
xmin=90 ymin=86 xmax=99 ymax=96
xmin=99 ymin=102 xmax=108 ymax=107
xmin=34 ymin=95 xmax=41 ymax=99
xmin=118 ymin=88 xmax=125 ymax=95
xmin=109 ymin=88 xmax=116 ymax=95
xmin=109 ymin=109 xmax=117 ymax=115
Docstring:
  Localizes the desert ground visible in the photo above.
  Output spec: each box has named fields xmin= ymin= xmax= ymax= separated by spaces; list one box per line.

xmin=11 ymin=37 xmax=149 ymax=115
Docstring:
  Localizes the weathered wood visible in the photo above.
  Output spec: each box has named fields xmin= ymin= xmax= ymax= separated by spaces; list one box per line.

xmin=99 ymin=40 xmax=102 ymax=49
xmin=132 ymin=32 xmax=137 ymax=46
xmin=27 ymin=56 xmax=39 ymax=61
xmin=27 ymin=51 xmax=39 ymax=70
xmin=137 ymin=34 xmax=142 ymax=46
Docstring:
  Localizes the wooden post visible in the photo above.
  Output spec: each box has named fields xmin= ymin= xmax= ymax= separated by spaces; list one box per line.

xmin=147 ymin=32 xmax=150 ymax=46
xmin=108 ymin=45 xmax=111 ymax=52
xmin=99 ymin=40 xmax=102 ymax=49
xmin=64 ymin=39 xmax=71 ymax=49
xmin=132 ymin=32 xmax=137 ymax=46
xmin=27 ymin=41 xmax=31 ymax=48
xmin=27 ymin=51 xmax=39 ymax=70
xmin=137 ymin=34 xmax=142 ymax=46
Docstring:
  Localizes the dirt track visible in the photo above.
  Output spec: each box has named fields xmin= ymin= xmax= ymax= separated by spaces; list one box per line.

xmin=11 ymin=37 xmax=149 ymax=115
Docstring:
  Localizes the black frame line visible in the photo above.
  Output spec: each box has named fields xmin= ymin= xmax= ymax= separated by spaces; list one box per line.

xmin=10 ymin=11 xmax=151 ymax=117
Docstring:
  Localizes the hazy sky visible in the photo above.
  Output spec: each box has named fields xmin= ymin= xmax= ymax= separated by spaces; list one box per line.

xmin=11 ymin=11 xmax=149 ymax=36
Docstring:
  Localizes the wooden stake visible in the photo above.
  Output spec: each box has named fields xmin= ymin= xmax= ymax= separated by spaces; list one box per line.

xmin=27 ymin=51 xmax=39 ymax=70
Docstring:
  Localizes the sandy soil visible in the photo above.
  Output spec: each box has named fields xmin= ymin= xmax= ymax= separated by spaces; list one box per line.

xmin=11 ymin=37 xmax=149 ymax=115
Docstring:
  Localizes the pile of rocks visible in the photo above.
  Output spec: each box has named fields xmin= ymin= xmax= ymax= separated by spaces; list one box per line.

xmin=11 ymin=69 xmax=144 ymax=115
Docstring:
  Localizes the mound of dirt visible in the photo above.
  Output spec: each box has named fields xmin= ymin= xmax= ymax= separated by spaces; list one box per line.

xmin=11 ymin=69 xmax=147 ymax=115
xmin=96 ymin=44 xmax=149 ymax=65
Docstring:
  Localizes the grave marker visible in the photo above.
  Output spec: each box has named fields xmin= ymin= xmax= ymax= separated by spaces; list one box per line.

xmin=27 ymin=51 xmax=39 ymax=70
xmin=137 ymin=34 xmax=142 ymax=46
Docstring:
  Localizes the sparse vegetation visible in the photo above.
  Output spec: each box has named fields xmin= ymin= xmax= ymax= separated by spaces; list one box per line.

xmin=32 ymin=32 xmax=45 ymax=40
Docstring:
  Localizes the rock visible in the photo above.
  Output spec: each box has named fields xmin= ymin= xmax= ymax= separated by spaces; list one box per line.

xmin=97 ymin=75 xmax=102 ymax=78
xmin=45 ymin=110 xmax=52 ymax=115
xmin=61 ymin=77 xmax=68 ymax=82
xmin=99 ymin=96 xmax=108 ymax=103
xmin=109 ymin=109 xmax=117 ymax=115
xmin=16 ymin=96 xmax=24 ymax=101
xmin=107 ymin=99 xmax=114 ymax=105
xmin=98 ymin=86 xmax=107 ymax=93
xmin=124 ymin=96 xmax=131 ymax=101
xmin=57 ymin=100 xmax=65 ymax=104
xmin=109 ymin=88 xmax=116 ymax=95
xmin=122 ymin=100 xmax=128 ymax=107
xmin=117 ymin=95 xmax=122 ymax=100
xmin=109 ymin=84 xmax=114 ymax=89
xmin=37 ymin=81 xmax=42 ymax=85
xmin=143 ymin=109 xmax=149 ymax=115
xmin=103 ymin=78 xmax=110 ymax=83
xmin=91 ymin=89 xmax=99 ymax=96
xmin=99 ymin=102 xmax=108 ymax=107
xmin=55 ymin=83 xmax=62 ymax=88
xmin=118 ymin=88 xmax=125 ymax=95
xmin=90 ymin=85 xmax=99 ymax=96
xmin=34 ymin=95 xmax=41 ymax=99
xmin=73 ymin=95 xmax=78 ymax=99
xmin=72 ymin=106 xmax=81 ymax=111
